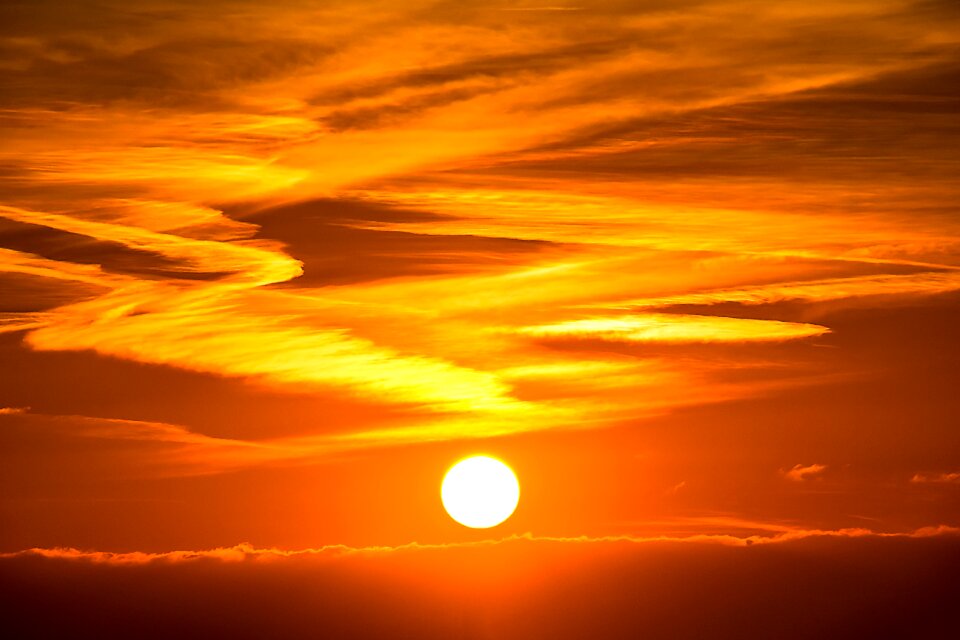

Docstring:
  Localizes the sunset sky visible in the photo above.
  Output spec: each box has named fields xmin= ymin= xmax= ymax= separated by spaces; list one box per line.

xmin=1 ymin=1 xmax=959 ymax=637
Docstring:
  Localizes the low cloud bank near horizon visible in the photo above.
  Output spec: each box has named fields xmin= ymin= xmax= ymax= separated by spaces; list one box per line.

xmin=2 ymin=531 xmax=958 ymax=640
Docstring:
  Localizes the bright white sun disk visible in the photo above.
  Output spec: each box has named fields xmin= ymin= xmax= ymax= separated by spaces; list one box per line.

xmin=441 ymin=456 xmax=520 ymax=528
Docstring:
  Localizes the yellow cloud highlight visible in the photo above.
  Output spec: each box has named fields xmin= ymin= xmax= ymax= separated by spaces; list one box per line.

xmin=27 ymin=294 xmax=526 ymax=414
xmin=0 ymin=205 xmax=301 ymax=284
xmin=2 ymin=206 xmax=526 ymax=414
xmin=349 ymin=188 xmax=960 ymax=265
xmin=518 ymin=314 xmax=829 ymax=344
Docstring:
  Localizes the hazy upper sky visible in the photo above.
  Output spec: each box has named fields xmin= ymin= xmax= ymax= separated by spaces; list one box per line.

xmin=1 ymin=5 xmax=959 ymax=627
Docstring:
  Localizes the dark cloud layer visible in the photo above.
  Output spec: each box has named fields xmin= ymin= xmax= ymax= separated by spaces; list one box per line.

xmin=473 ymin=60 xmax=960 ymax=187
xmin=1 ymin=534 xmax=958 ymax=640
xmin=0 ymin=218 xmax=225 ymax=280
xmin=235 ymin=198 xmax=553 ymax=285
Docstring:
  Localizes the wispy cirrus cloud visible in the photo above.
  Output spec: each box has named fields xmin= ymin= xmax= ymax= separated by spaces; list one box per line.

xmin=517 ymin=313 xmax=829 ymax=344
xmin=350 ymin=188 xmax=960 ymax=264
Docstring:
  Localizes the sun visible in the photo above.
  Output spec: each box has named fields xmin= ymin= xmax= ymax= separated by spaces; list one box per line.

xmin=441 ymin=455 xmax=520 ymax=528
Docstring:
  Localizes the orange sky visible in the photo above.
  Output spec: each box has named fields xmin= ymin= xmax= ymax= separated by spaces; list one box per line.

xmin=1 ymin=1 xmax=959 ymax=636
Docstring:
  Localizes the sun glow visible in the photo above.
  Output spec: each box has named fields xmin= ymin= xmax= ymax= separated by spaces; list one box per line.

xmin=441 ymin=456 xmax=520 ymax=529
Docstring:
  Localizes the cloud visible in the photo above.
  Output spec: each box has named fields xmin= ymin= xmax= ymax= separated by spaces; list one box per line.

xmin=0 ymin=406 xmax=27 ymax=415
xmin=911 ymin=471 xmax=960 ymax=484
xmin=0 ymin=205 xmax=534 ymax=415
xmin=517 ymin=313 xmax=829 ymax=344
xmin=0 ymin=205 xmax=301 ymax=282
xmin=782 ymin=463 xmax=828 ymax=481
xmin=667 ymin=480 xmax=686 ymax=494
xmin=348 ymin=188 xmax=960 ymax=268
xmin=2 ymin=193 xmax=854 ymax=449
xmin=3 ymin=524 xmax=957 ymax=564
xmin=589 ymin=271 xmax=960 ymax=312
xmin=1 ymin=406 xmax=571 ymax=476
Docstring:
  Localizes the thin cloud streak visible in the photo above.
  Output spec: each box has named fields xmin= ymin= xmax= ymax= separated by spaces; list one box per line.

xmin=587 ymin=271 xmax=960 ymax=311
xmin=517 ymin=313 xmax=829 ymax=344
xmin=5 ymin=525 xmax=957 ymax=565
xmin=351 ymin=188 xmax=960 ymax=264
